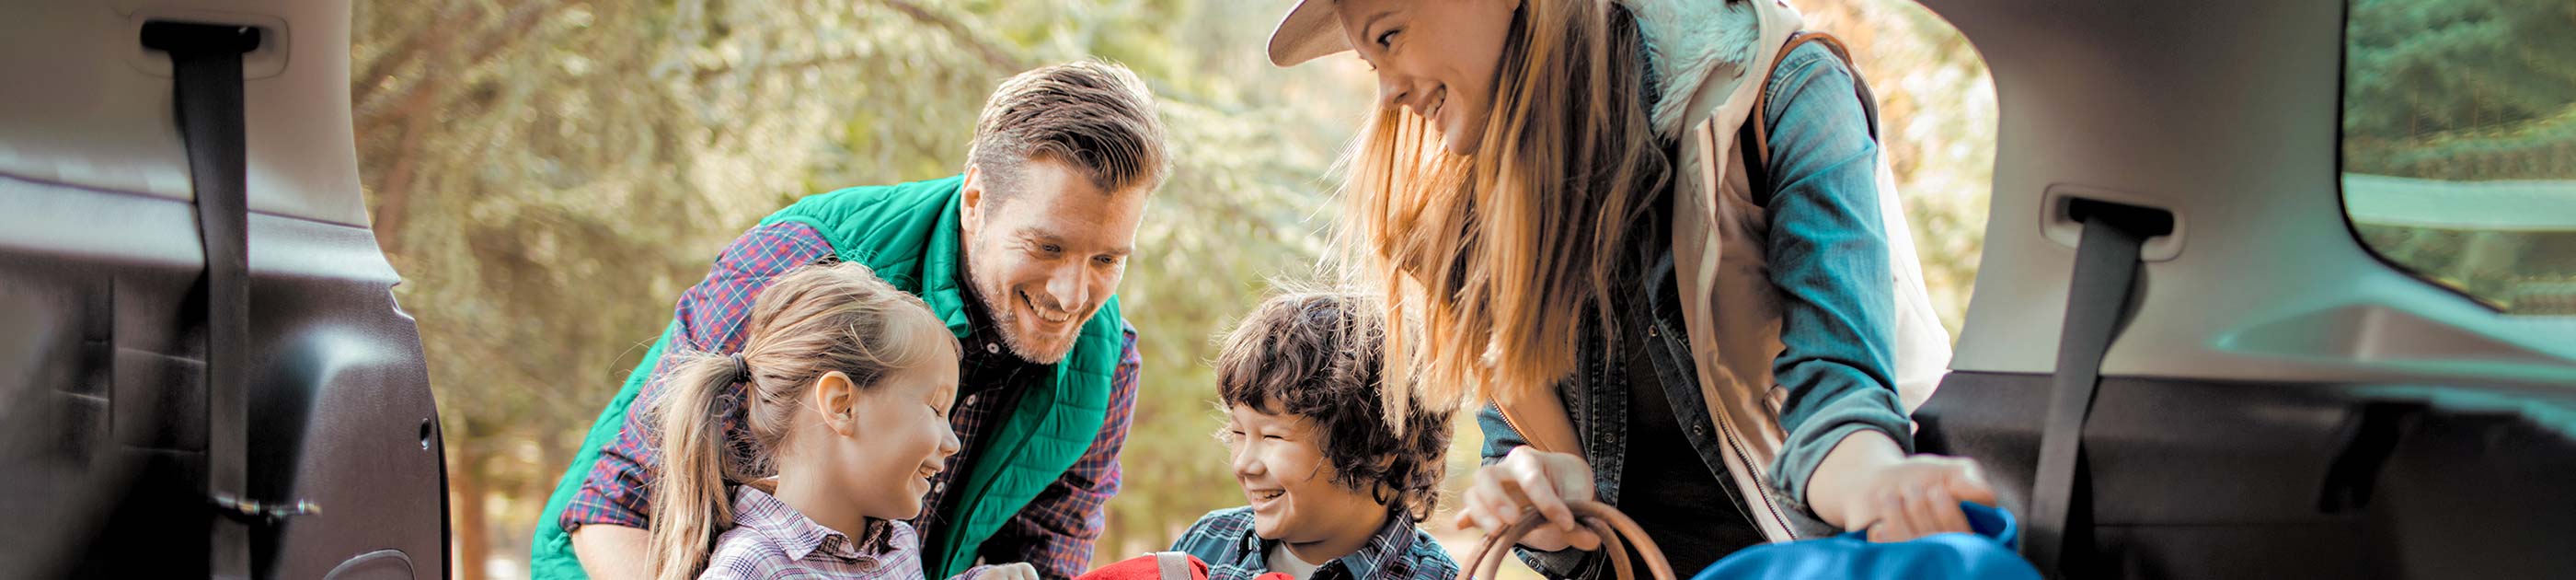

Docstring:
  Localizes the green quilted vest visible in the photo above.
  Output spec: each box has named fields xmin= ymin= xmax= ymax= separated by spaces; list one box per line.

xmin=529 ymin=175 xmax=1127 ymax=580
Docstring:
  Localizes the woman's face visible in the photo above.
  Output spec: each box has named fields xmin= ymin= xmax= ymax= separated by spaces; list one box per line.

xmin=1336 ymin=0 xmax=1521 ymax=155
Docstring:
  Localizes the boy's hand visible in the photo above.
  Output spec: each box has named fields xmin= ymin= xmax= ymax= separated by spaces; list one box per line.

xmin=974 ymin=563 xmax=1041 ymax=580
xmin=1453 ymin=447 xmax=1604 ymax=551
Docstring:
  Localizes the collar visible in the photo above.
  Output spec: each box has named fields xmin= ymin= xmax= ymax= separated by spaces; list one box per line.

xmin=1235 ymin=510 xmax=1419 ymax=580
xmin=730 ymin=485 xmax=904 ymax=563
xmin=1620 ymin=0 xmax=1779 ymax=137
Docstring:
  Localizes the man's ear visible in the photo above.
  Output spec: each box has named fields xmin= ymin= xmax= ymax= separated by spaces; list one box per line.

xmin=960 ymin=165 xmax=985 ymax=238
xmin=812 ymin=371 xmax=859 ymax=437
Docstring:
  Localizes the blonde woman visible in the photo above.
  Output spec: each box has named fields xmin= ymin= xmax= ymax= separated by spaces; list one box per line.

xmin=1267 ymin=0 xmax=1995 ymax=575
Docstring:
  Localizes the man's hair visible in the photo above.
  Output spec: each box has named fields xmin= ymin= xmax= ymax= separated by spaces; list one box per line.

xmin=967 ymin=60 xmax=1170 ymax=198
xmin=1214 ymin=290 xmax=1455 ymax=522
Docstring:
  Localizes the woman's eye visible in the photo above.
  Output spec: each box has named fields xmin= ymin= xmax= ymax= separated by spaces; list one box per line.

xmin=1375 ymin=29 xmax=1399 ymax=48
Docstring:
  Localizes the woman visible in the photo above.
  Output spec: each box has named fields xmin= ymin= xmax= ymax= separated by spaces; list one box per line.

xmin=1266 ymin=0 xmax=1995 ymax=575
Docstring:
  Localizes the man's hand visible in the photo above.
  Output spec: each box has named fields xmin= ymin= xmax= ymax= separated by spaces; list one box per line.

xmin=973 ymin=563 xmax=1041 ymax=580
xmin=1451 ymin=447 xmax=1604 ymax=551
xmin=1808 ymin=431 xmax=1996 ymax=542
xmin=569 ymin=524 xmax=652 ymax=580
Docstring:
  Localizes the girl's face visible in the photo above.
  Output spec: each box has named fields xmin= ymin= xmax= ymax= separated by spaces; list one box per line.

xmin=1336 ymin=0 xmax=1521 ymax=155
xmin=816 ymin=346 xmax=962 ymax=521
xmin=1225 ymin=405 xmax=1385 ymax=545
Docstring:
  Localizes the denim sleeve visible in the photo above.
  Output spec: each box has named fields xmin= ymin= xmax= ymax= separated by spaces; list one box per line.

xmin=1753 ymin=42 xmax=1914 ymax=516
xmin=1474 ymin=403 xmax=1590 ymax=576
xmin=1476 ymin=402 xmax=1527 ymax=466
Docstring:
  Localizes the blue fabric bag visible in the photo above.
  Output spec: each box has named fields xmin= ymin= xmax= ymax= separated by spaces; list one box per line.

xmin=1689 ymin=503 xmax=2041 ymax=580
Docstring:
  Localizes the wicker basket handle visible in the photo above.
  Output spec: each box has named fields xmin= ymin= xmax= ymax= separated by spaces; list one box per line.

xmin=1465 ymin=500 xmax=1677 ymax=580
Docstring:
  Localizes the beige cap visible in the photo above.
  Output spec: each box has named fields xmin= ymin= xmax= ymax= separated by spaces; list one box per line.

xmin=1266 ymin=0 xmax=1350 ymax=66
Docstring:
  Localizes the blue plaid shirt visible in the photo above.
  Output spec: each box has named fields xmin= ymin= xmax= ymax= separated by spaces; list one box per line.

xmin=1167 ymin=507 xmax=1458 ymax=580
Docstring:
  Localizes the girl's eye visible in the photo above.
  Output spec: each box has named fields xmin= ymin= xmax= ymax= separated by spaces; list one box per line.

xmin=1375 ymin=29 xmax=1399 ymax=48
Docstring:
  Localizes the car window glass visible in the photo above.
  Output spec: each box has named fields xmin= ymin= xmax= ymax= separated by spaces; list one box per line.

xmin=2340 ymin=0 xmax=2576 ymax=315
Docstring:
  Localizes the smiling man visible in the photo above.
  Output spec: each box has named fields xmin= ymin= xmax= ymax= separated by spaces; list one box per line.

xmin=529 ymin=61 xmax=1169 ymax=580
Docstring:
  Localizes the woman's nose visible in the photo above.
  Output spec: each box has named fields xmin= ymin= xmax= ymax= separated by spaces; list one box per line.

xmin=1376 ymin=73 xmax=1413 ymax=112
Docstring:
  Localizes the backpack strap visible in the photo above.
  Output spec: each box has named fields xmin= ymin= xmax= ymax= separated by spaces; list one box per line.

xmin=1151 ymin=551 xmax=1196 ymax=580
xmin=1738 ymin=31 xmax=1863 ymax=203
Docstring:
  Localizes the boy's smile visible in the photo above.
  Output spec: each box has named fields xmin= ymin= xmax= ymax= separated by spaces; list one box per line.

xmin=1225 ymin=405 xmax=1391 ymax=562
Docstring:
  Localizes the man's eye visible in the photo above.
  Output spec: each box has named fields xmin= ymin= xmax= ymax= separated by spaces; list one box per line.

xmin=1093 ymin=255 xmax=1119 ymax=266
xmin=1038 ymin=244 xmax=1063 ymax=255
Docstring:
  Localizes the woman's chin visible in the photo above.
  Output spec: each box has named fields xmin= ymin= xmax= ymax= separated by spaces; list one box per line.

xmin=1441 ymin=133 xmax=1481 ymax=156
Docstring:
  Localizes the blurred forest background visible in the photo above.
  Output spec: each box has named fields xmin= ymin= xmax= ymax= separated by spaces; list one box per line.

xmin=345 ymin=1 xmax=1998 ymax=578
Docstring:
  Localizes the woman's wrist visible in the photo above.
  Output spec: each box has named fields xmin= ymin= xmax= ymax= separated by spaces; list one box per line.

xmin=1805 ymin=429 xmax=1907 ymax=528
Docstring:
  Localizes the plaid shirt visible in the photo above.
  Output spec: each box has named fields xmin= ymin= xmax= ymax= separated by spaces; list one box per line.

xmin=706 ymin=484 xmax=971 ymax=580
xmin=1168 ymin=507 xmax=1458 ymax=580
xmin=565 ymin=221 xmax=1143 ymax=580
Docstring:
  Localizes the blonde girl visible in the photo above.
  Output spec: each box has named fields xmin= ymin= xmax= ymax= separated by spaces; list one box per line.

xmin=647 ymin=261 xmax=1033 ymax=580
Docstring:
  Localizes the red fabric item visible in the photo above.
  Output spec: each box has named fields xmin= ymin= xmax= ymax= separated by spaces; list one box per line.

xmin=1253 ymin=574 xmax=1294 ymax=580
xmin=1077 ymin=553 xmax=1210 ymax=580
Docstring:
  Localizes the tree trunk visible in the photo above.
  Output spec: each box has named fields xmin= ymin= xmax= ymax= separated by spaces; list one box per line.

xmin=450 ymin=440 xmax=489 ymax=580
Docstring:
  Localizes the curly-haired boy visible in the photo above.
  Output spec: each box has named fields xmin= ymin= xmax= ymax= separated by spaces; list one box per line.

xmin=1168 ymin=291 xmax=1459 ymax=580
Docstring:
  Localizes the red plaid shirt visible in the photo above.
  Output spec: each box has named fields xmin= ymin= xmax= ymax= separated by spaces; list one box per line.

xmin=564 ymin=221 xmax=1142 ymax=580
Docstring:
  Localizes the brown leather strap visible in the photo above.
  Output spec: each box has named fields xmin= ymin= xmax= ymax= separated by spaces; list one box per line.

xmin=1744 ymin=31 xmax=1857 ymax=178
xmin=1465 ymin=501 xmax=1676 ymax=580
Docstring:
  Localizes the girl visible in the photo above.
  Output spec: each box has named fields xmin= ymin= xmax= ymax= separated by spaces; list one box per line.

xmin=646 ymin=261 xmax=1034 ymax=580
xmin=1263 ymin=0 xmax=1995 ymax=575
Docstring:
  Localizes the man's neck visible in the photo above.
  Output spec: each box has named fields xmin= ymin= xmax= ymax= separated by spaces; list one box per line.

xmin=1281 ymin=507 xmax=1391 ymax=568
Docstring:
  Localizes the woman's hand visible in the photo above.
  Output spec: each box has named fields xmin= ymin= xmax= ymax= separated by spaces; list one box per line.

xmin=1452 ymin=447 xmax=1604 ymax=551
xmin=1810 ymin=431 xmax=1996 ymax=542
xmin=1840 ymin=455 xmax=1996 ymax=542
xmin=972 ymin=563 xmax=1040 ymax=580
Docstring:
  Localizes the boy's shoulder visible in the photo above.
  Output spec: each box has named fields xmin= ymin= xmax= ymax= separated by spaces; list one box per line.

xmin=1390 ymin=523 xmax=1460 ymax=580
xmin=1170 ymin=505 xmax=1259 ymax=558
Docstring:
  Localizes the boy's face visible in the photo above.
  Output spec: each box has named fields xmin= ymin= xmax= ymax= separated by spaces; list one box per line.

xmin=1225 ymin=404 xmax=1386 ymax=544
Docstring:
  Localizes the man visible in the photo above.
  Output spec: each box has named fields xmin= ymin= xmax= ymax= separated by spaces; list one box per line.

xmin=529 ymin=60 xmax=1170 ymax=580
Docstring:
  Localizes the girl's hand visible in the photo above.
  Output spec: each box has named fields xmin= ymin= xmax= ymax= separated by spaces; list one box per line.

xmin=1452 ymin=447 xmax=1604 ymax=551
xmin=973 ymin=563 xmax=1040 ymax=580
xmin=1838 ymin=455 xmax=1996 ymax=542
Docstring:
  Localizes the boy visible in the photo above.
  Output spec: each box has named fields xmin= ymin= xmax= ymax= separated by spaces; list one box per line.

xmin=1170 ymin=292 xmax=1460 ymax=580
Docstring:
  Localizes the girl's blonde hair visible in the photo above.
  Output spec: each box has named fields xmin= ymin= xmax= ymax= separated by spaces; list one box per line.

xmin=1335 ymin=0 xmax=1668 ymax=423
xmin=646 ymin=261 xmax=958 ymax=580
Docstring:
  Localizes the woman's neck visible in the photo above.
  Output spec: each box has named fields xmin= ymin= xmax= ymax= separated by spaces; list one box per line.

xmin=1281 ymin=507 xmax=1391 ymax=566
xmin=772 ymin=467 xmax=874 ymax=539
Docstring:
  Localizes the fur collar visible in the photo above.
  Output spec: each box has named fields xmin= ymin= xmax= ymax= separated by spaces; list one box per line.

xmin=1621 ymin=0 xmax=1765 ymax=137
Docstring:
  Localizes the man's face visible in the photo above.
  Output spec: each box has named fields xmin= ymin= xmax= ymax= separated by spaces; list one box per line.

xmin=959 ymin=157 xmax=1147 ymax=364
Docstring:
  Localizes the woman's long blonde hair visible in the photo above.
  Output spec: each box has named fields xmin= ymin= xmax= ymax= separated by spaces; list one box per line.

xmin=1336 ymin=0 xmax=1669 ymax=424
xmin=646 ymin=261 xmax=957 ymax=580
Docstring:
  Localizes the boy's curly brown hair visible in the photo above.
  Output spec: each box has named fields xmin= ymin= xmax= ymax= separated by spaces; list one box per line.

xmin=1214 ymin=290 xmax=1455 ymax=522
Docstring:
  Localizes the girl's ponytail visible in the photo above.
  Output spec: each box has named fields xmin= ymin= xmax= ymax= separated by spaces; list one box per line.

xmin=646 ymin=352 xmax=748 ymax=580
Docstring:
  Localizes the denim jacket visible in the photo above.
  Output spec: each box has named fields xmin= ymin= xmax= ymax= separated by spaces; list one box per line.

xmin=1476 ymin=9 xmax=1915 ymax=578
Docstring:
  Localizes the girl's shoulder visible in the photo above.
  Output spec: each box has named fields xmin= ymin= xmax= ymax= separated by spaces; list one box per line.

xmin=698 ymin=525 xmax=803 ymax=579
